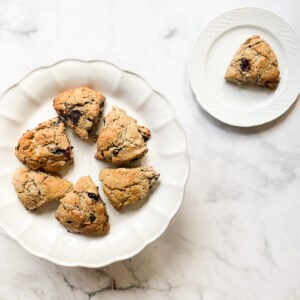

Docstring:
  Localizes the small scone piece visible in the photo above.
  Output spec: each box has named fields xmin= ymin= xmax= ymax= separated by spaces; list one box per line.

xmin=15 ymin=117 xmax=74 ymax=172
xmin=12 ymin=167 xmax=73 ymax=211
xmin=53 ymin=87 xmax=106 ymax=140
xmin=100 ymin=166 xmax=159 ymax=211
xmin=95 ymin=107 xmax=151 ymax=164
xmin=56 ymin=176 xmax=110 ymax=235
xmin=225 ymin=35 xmax=280 ymax=89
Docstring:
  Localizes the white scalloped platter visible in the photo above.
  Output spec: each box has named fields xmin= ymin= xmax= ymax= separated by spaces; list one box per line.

xmin=188 ymin=7 xmax=300 ymax=127
xmin=0 ymin=60 xmax=189 ymax=267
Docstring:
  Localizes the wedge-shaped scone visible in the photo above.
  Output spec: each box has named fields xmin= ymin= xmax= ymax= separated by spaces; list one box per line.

xmin=53 ymin=87 xmax=106 ymax=140
xmin=100 ymin=166 xmax=159 ymax=211
xmin=95 ymin=107 xmax=151 ymax=164
xmin=12 ymin=167 xmax=73 ymax=211
xmin=225 ymin=35 xmax=280 ymax=89
xmin=15 ymin=117 xmax=74 ymax=172
xmin=56 ymin=176 xmax=109 ymax=235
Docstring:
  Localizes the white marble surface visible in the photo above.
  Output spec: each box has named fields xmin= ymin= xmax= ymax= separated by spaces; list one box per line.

xmin=0 ymin=0 xmax=300 ymax=299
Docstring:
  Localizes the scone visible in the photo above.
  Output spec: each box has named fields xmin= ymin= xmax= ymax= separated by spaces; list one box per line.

xmin=12 ymin=167 xmax=73 ymax=211
xmin=15 ymin=117 xmax=74 ymax=172
xmin=225 ymin=35 xmax=280 ymax=89
xmin=56 ymin=176 xmax=110 ymax=235
xmin=95 ymin=107 xmax=151 ymax=164
xmin=53 ymin=87 xmax=106 ymax=140
xmin=99 ymin=166 xmax=159 ymax=211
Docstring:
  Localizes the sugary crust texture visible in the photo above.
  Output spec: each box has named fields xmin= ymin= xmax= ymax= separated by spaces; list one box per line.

xmin=55 ymin=176 xmax=110 ymax=235
xmin=95 ymin=107 xmax=151 ymax=165
xmin=53 ymin=87 xmax=106 ymax=141
xmin=12 ymin=167 xmax=73 ymax=211
xmin=15 ymin=117 xmax=74 ymax=172
xmin=225 ymin=35 xmax=280 ymax=89
xmin=99 ymin=166 xmax=159 ymax=211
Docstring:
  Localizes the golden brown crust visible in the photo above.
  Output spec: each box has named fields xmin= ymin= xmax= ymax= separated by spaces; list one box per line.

xmin=99 ymin=166 xmax=159 ymax=211
xmin=225 ymin=35 xmax=280 ymax=89
xmin=53 ymin=87 xmax=106 ymax=141
xmin=12 ymin=167 xmax=73 ymax=211
xmin=15 ymin=117 xmax=74 ymax=172
xmin=95 ymin=107 xmax=150 ymax=164
xmin=55 ymin=176 xmax=110 ymax=235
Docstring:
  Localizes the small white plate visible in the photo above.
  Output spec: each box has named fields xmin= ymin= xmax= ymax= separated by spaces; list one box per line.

xmin=0 ymin=59 xmax=189 ymax=267
xmin=188 ymin=7 xmax=300 ymax=127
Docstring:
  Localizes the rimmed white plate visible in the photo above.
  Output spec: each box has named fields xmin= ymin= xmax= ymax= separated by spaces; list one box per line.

xmin=188 ymin=7 xmax=300 ymax=127
xmin=0 ymin=59 xmax=189 ymax=267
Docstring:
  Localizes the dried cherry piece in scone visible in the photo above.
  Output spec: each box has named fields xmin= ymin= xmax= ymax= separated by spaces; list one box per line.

xmin=64 ymin=147 xmax=72 ymax=160
xmin=52 ymin=148 xmax=66 ymax=155
xmin=87 ymin=193 xmax=99 ymax=201
xmin=112 ymin=149 xmax=120 ymax=157
xmin=66 ymin=109 xmax=82 ymax=125
xmin=240 ymin=59 xmax=250 ymax=72
xmin=89 ymin=214 xmax=96 ymax=222
xmin=51 ymin=147 xmax=72 ymax=161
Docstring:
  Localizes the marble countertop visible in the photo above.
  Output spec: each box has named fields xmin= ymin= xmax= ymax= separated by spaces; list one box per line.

xmin=1 ymin=0 xmax=300 ymax=299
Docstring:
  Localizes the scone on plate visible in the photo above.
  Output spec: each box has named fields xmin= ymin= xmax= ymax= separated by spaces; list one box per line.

xmin=53 ymin=87 xmax=106 ymax=141
xmin=56 ymin=176 xmax=110 ymax=235
xmin=12 ymin=167 xmax=73 ymax=211
xmin=95 ymin=107 xmax=151 ymax=164
xmin=15 ymin=117 xmax=74 ymax=172
xmin=225 ymin=35 xmax=280 ymax=89
xmin=99 ymin=166 xmax=159 ymax=211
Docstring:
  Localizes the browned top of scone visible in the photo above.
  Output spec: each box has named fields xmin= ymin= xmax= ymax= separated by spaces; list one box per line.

xmin=225 ymin=35 xmax=280 ymax=89
xmin=55 ymin=176 xmax=110 ymax=235
xmin=53 ymin=87 xmax=106 ymax=141
xmin=99 ymin=166 xmax=159 ymax=211
xmin=15 ymin=117 xmax=74 ymax=173
xmin=95 ymin=107 xmax=151 ymax=165
xmin=13 ymin=167 xmax=73 ymax=211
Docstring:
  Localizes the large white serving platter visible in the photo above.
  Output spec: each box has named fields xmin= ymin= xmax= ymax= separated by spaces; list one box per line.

xmin=188 ymin=7 xmax=300 ymax=127
xmin=0 ymin=59 xmax=189 ymax=267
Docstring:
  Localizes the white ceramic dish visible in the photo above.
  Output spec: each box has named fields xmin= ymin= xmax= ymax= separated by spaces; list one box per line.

xmin=0 ymin=59 xmax=189 ymax=267
xmin=188 ymin=7 xmax=300 ymax=127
